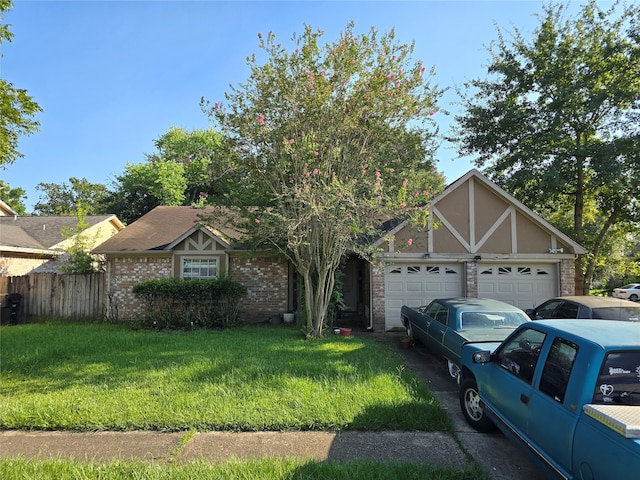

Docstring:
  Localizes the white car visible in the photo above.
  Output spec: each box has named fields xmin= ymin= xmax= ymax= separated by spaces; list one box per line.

xmin=612 ymin=283 xmax=640 ymax=302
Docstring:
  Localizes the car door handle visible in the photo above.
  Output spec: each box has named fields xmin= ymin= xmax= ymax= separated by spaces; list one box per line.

xmin=520 ymin=393 xmax=529 ymax=405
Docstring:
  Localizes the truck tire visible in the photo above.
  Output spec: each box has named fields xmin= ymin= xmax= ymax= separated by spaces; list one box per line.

xmin=460 ymin=378 xmax=495 ymax=432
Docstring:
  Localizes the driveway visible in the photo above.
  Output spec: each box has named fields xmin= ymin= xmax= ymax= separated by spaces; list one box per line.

xmin=393 ymin=335 xmax=547 ymax=480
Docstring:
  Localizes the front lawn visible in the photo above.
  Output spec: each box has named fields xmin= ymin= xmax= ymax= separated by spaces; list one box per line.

xmin=0 ymin=323 xmax=450 ymax=432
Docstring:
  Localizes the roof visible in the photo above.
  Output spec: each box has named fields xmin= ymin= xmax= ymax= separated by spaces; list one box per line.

xmin=0 ymin=215 xmax=124 ymax=250
xmin=534 ymin=319 xmax=640 ymax=348
xmin=93 ymin=206 xmax=243 ymax=253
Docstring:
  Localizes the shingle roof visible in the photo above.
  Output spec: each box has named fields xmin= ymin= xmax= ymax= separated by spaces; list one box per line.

xmin=93 ymin=206 xmax=243 ymax=253
xmin=0 ymin=215 xmax=121 ymax=250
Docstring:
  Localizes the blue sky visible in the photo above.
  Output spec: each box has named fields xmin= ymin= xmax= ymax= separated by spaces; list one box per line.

xmin=1 ymin=0 xmax=592 ymax=212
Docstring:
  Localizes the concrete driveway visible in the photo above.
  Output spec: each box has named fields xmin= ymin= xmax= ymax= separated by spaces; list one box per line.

xmin=392 ymin=335 xmax=548 ymax=480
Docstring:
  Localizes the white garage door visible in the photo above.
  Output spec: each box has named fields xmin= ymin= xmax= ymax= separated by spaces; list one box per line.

xmin=385 ymin=263 xmax=463 ymax=330
xmin=478 ymin=264 xmax=558 ymax=311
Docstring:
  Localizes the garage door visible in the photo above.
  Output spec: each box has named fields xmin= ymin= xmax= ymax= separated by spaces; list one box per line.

xmin=478 ymin=264 xmax=558 ymax=311
xmin=385 ymin=263 xmax=463 ymax=330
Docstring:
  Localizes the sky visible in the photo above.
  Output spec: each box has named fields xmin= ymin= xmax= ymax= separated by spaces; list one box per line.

xmin=1 ymin=0 xmax=594 ymax=212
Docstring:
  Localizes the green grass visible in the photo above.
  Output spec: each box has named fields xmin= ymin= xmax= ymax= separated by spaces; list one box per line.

xmin=0 ymin=323 xmax=450 ymax=432
xmin=0 ymin=458 xmax=489 ymax=480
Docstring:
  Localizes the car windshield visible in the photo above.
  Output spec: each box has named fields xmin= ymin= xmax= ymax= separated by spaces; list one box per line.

xmin=461 ymin=311 xmax=528 ymax=328
xmin=591 ymin=306 xmax=640 ymax=322
xmin=592 ymin=351 xmax=640 ymax=405
xmin=618 ymin=284 xmax=636 ymax=290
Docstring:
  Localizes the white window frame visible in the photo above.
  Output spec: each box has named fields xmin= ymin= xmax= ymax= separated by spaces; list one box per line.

xmin=181 ymin=257 xmax=218 ymax=280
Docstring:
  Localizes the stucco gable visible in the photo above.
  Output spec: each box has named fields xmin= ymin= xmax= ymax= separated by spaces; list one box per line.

xmin=379 ymin=169 xmax=586 ymax=256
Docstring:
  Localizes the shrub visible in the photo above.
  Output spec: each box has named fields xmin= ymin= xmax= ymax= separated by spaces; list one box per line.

xmin=132 ymin=276 xmax=247 ymax=330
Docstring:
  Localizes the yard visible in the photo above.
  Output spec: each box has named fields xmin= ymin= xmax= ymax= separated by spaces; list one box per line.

xmin=0 ymin=322 xmax=487 ymax=479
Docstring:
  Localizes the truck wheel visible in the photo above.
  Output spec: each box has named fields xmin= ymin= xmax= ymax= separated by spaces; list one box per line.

xmin=460 ymin=378 xmax=494 ymax=432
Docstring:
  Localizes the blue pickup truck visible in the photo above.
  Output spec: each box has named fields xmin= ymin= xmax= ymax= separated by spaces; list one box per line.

xmin=459 ymin=319 xmax=640 ymax=479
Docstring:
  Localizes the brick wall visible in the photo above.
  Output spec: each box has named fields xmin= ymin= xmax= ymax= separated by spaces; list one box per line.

xmin=105 ymin=256 xmax=172 ymax=320
xmin=370 ymin=265 xmax=385 ymax=332
xmin=229 ymin=254 xmax=288 ymax=323
xmin=0 ymin=256 xmax=53 ymax=276
xmin=559 ymin=258 xmax=576 ymax=296
xmin=465 ymin=261 xmax=478 ymax=297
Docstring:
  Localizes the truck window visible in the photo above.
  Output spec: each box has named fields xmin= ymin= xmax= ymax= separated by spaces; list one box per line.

xmin=496 ymin=328 xmax=546 ymax=384
xmin=539 ymin=338 xmax=577 ymax=403
xmin=592 ymin=351 xmax=640 ymax=405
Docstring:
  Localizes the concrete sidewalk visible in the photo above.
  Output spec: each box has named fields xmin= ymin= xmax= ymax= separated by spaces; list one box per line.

xmin=0 ymin=430 xmax=467 ymax=469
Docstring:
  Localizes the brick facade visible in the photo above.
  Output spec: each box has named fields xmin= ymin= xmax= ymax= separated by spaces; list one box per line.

xmin=370 ymin=265 xmax=385 ymax=332
xmin=228 ymin=254 xmax=289 ymax=323
xmin=105 ymin=256 xmax=172 ymax=320
xmin=559 ymin=258 xmax=576 ymax=296
xmin=104 ymin=253 xmax=289 ymax=324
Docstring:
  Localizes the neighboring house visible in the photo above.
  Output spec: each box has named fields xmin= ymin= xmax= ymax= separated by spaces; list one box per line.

xmin=93 ymin=170 xmax=586 ymax=331
xmin=0 ymin=213 xmax=124 ymax=276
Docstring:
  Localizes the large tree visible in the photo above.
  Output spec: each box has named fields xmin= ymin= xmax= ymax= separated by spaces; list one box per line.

xmin=452 ymin=1 xmax=640 ymax=293
xmin=33 ymin=177 xmax=110 ymax=216
xmin=202 ymin=23 xmax=444 ymax=337
xmin=0 ymin=0 xmax=41 ymax=166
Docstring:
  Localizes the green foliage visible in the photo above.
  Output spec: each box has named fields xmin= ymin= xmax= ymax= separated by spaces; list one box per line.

xmin=33 ymin=177 xmax=110 ymax=216
xmin=0 ymin=0 xmax=42 ymax=165
xmin=59 ymin=210 xmax=102 ymax=274
xmin=105 ymin=127 xmax=232 ymax=223
xmin=452 ymin=0 xmax=640 ymax=292
xmin=202 ymin=23 xmax=444 ymax=337
xmin=0 ymin=323 xmax=450 ymax=433
xmin=132 ymin=276 xmax=247 ymax=329
xmin=0 ymin=179 xmax=26 ymax=214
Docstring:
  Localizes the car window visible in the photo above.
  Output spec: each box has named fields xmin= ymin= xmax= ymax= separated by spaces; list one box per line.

xmin=496 ymin=328 xmax=547 ymax=384
xmin=539 ymin=338 xmax=577 ymax=403
xmin=592 ymin=351 xmax=640 ymax=405
xmin=424 ymin=302 xmax=449 ymax=325
xmin=461 ymin=312 xmax=528 ymax=328
xmin=591 ymin=306 xmax=640 ymax=322
xmin=554 ymin=302 xmax=579 ymax=319
xmin=534 ymin=300 xmax=563 ymax=319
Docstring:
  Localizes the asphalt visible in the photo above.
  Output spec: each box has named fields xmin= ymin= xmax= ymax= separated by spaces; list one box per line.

xmin=0 ymin=331 xmax=546 ymax=479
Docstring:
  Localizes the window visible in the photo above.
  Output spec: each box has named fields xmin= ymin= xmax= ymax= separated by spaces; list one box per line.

xmin=425 ymin=301 xmax=449 ymax=325
xmin=496 ymin=328 xmax=546 ymax=384
xmin=555 ymin=302 xmax=579 ymax=319
xmin=182 ymin=258 xmax=218 ymax=279
xmin=592 ymin=351 xmax=640 ymax=404
xmin=539 ymin=339 xmax=577 ymax=403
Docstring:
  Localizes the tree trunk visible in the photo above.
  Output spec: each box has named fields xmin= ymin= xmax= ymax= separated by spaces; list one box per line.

xmin=584 ymin=207 xmax=620 ymax=292
xmin=573 ymin=152 xmax=587 ymax=294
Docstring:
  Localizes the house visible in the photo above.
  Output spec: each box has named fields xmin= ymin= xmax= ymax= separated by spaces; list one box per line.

xmin=0 ymin=212 xmax=124 ymax=276
xmin=92 ymin=170 xmax=586 ymax=331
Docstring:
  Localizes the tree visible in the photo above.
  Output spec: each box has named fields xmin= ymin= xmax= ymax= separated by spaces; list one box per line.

xmin=148 ymin=127 xmax=235 ymax=205
xmin=0 ymin=179 xmax=27 ymax=214
xmin=202 ymin=23 xmax=444 ymax=337
xmin=33 ymin=177 xmax=110 ymax=216
xmin=105 ymin=127 xmax=233 ymax=223
xmin=0 ymin=0 xmax=42 ymax=165
xmin=106 ymin=160 xmax=187 ymax=224
xmin=452 ymin=1 xmax=640 ymax=293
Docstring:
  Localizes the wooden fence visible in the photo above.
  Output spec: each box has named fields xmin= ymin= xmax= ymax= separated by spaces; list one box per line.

xmin=0 ymin=273 xmax=105 ymax=320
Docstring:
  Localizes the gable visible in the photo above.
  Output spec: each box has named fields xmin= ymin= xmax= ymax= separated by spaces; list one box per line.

xmin=384 ymin=169 xmax=585 ymax=256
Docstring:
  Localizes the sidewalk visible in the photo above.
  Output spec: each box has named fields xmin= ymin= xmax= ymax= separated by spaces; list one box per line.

xmin=0 ymin=430 xmax=467 ymax=469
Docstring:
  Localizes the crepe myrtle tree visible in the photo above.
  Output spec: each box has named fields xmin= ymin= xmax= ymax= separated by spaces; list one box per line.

xmin=202 ymin=23 xmax=444 ymax=338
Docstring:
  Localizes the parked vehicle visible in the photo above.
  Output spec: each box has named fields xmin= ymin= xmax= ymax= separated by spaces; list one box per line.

xmin=613 ymin=283 xmax=640 ymax=302
xmin=401 ymin=298 xmax=530 ymax=379
xmin=459 ymin=319 xmax=640 ymax=479
xmin=526 ymin=295 xmax=640 ymax=322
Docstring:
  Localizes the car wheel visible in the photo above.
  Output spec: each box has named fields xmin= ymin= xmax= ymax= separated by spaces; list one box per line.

xmin=630 ymin=294 xmax=638 ymax=302
xmin=405 ymin=321 xmax=414 ymax=338
xmin=447 ymin=360 xmax=460 ymax=380
xmin=459 ymin=378 xmax=495 ymax=432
